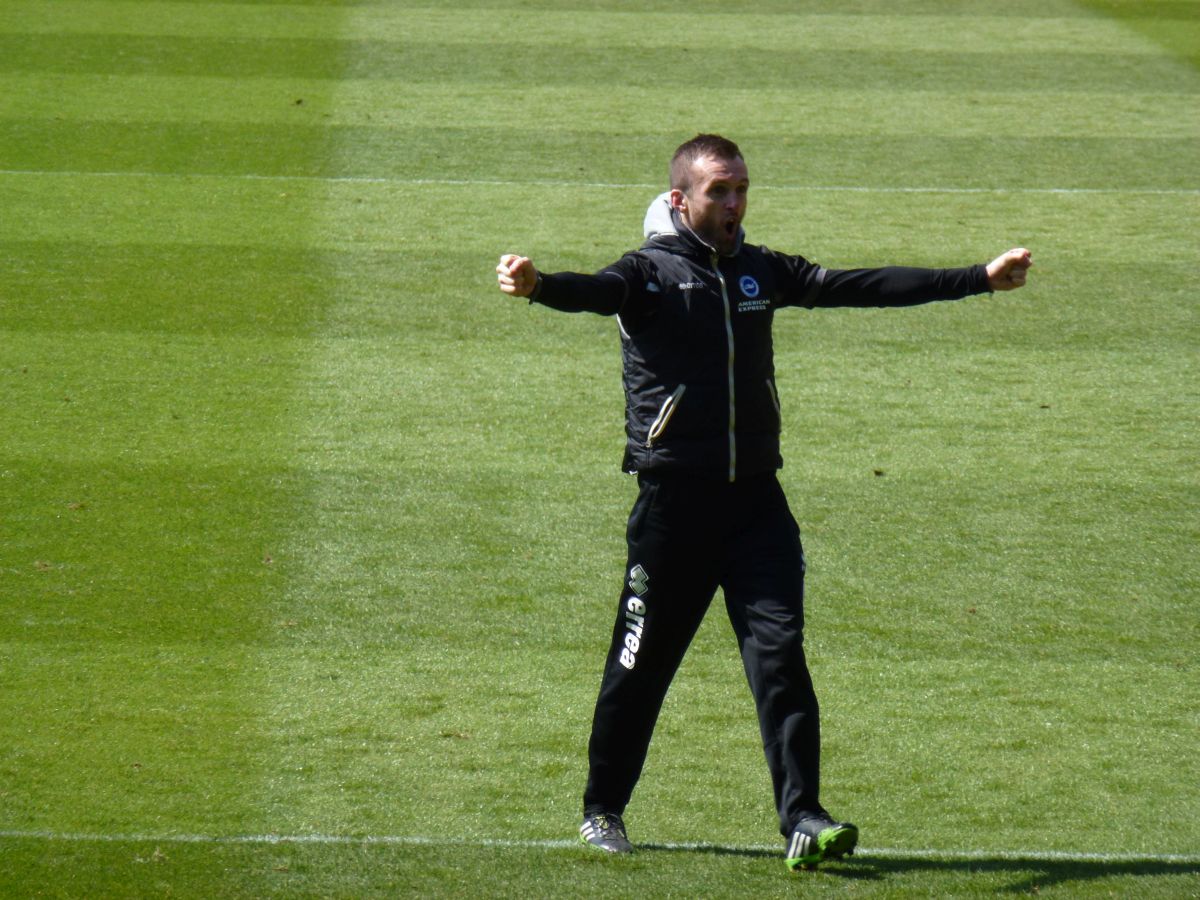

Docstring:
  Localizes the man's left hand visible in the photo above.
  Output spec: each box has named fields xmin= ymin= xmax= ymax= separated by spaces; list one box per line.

xmin=987 ymin=248 xmax=1033 ymax=291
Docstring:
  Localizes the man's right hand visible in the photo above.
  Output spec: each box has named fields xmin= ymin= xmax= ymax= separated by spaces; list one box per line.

xmin=496 ymin=254 xmax=539 ymax=298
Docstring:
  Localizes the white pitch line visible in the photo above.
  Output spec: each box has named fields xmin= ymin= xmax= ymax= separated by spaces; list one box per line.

xmin=1 ymin=830 xmax=1197 ymax=865
xmin=0 ymin=168 xmax=1197 ymax=196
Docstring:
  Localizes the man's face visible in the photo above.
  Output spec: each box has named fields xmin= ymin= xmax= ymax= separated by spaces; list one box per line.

xmin=671 ymin=154 xmax=749 ymax=256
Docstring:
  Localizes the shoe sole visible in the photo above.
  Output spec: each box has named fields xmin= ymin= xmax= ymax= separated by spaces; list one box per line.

xmin=579 ymin=831 xmax=634 ymax=854
xmin=786 ymin=824 xmax=858 ymax=871
xmin=579 ymin=835 xmax=634 ymax=853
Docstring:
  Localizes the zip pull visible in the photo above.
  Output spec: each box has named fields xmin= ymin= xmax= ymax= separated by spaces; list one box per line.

xmin=646 ymin=384 xmax=687 ymax=447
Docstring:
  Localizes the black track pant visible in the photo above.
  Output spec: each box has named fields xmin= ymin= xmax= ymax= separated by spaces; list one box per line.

xmin=582 ymin=471 xmax=821 ymax=837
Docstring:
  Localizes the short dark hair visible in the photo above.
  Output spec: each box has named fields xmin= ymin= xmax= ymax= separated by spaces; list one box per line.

xmin=670 ymin=134 xmax=743 ymax=193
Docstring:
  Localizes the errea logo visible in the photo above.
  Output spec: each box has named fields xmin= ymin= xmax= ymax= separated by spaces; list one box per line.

xmin=620 ymin=565 xmax=650 ymax=670
xmin=628 ymin=564 xmax=649 ymax=596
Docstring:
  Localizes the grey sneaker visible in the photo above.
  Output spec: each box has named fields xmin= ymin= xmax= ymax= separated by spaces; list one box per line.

xmin=785 ymin=807 xmax=858 ymax=870
xmin=579 ymin=812 xmax=633 ymax=853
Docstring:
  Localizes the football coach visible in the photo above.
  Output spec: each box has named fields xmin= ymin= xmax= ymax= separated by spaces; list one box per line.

xmin=495 ymin=133 xmax=1032 ymax=871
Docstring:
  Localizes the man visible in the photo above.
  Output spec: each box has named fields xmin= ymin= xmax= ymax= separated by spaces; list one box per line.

xmin=495 ymin=134 xmax=1031 ymax=871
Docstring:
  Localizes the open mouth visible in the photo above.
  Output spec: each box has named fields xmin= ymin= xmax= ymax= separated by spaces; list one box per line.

xmin=723 ymin=219 xmax=737 ymax=238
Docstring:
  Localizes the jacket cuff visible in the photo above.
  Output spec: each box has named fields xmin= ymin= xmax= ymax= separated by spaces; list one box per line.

xmin=974 ymin=263 xmax=992 ymax=294
xmin=527 ymin=271 xmax=544 ymax=304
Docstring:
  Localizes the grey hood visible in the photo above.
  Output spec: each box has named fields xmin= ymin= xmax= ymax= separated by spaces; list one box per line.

xmin=642 ymin=191 xmax=746 ymax=255
xmin=642 ymin=191 xmax=677 ymax=238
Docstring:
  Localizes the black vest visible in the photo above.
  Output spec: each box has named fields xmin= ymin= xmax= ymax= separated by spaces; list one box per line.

xmin=615 ymin=232 xmax=785 ymax=482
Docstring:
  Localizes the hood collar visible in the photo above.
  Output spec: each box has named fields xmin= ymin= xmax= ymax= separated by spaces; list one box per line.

xmin=641 ymin=191 xmax=744 ymax=258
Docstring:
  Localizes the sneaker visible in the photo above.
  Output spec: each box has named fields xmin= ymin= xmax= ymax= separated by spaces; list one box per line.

xmin=579 ymin=812 xmax=633 ymax=853
xmin=785 ymin=807 xmax=858 ymax=871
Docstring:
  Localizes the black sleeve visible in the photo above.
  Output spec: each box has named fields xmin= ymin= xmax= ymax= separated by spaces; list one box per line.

xmin=530 ymin=271 xmax=625 ymax=315
xmin=811 ymin=264 xmax=992 ymax=308
xmin=529 ymin=254 xmax=646 ymax=317
xmin=764 ymin=246 xmax=991 ymax=309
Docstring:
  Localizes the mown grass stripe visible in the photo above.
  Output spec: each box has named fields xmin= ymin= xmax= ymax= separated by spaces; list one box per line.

xmin=4 ymin=34 xmax=1195 ymax=94
xmin=1 ymin=167 xmax=1195 ymax=195
xmin=34 ymin=0 xmax=1180 ymax=14
xmin=1 ymin=76 xmax=1195 ymax=139
xmin=5 ymin=121 xmax=1195 ymax=191
xmin=3 ymin=4 xmax=1186 ymax=56
xmin=1 ymin=830 xmax=1197 ymax=866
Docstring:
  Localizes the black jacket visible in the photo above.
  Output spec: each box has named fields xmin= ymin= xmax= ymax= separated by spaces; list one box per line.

xmin=532 ymin=211 xmax=990 ymax=481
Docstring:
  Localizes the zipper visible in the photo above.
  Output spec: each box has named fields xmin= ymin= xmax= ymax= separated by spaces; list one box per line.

xmin=714 ymin=254 xmax=736 ymax=482
xmin=646 ymin=384 xmax=686 ymax=446
xmin=766 ymin=378 xmax=781 ymax=421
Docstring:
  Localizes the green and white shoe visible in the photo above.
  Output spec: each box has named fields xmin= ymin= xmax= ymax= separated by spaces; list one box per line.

xmin=785 ymin=808 xmax=858 ymax=871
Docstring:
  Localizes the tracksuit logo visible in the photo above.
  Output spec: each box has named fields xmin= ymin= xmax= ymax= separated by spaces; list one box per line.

xmin=619 ymin=565 xmax=650 ymax=670
xmin=628 ymin=564 xmax=649 ymax=596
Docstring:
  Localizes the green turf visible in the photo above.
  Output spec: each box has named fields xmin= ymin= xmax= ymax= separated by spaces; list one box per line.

xmin=1 ymin=0 xmax=1197 ymax=896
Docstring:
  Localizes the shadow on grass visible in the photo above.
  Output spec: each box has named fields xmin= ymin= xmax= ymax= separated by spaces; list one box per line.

xmin=844 ymin=855 xmax=1199 ymax=895
xmin=639 ymin=843 xmax=1200 ymax=893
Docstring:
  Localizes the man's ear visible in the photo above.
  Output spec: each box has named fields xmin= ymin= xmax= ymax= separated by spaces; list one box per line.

xmin=669 ymin=188 xmax=687 ymax=214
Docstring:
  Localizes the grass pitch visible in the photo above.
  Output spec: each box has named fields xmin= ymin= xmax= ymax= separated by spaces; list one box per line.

xmin=1 ymin=0 xmax=1197 ymax=896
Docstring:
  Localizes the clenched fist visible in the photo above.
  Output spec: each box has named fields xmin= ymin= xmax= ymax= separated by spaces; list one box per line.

xmin=986 ymin=248 xmax=1033 ymax=291
xmin=496 ymin=254 xmax=539 ymax=298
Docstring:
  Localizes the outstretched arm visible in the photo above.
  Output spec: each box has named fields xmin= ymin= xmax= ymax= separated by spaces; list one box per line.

xmin=776 ymin=247 xmax=1034 ymax=309
xmin=495 ymin=254 xmax=630 ymax=316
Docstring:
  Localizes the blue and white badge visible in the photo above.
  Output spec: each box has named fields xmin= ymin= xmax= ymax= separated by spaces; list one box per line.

xmin=739 ymin=275 xmax=760 ymax=298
